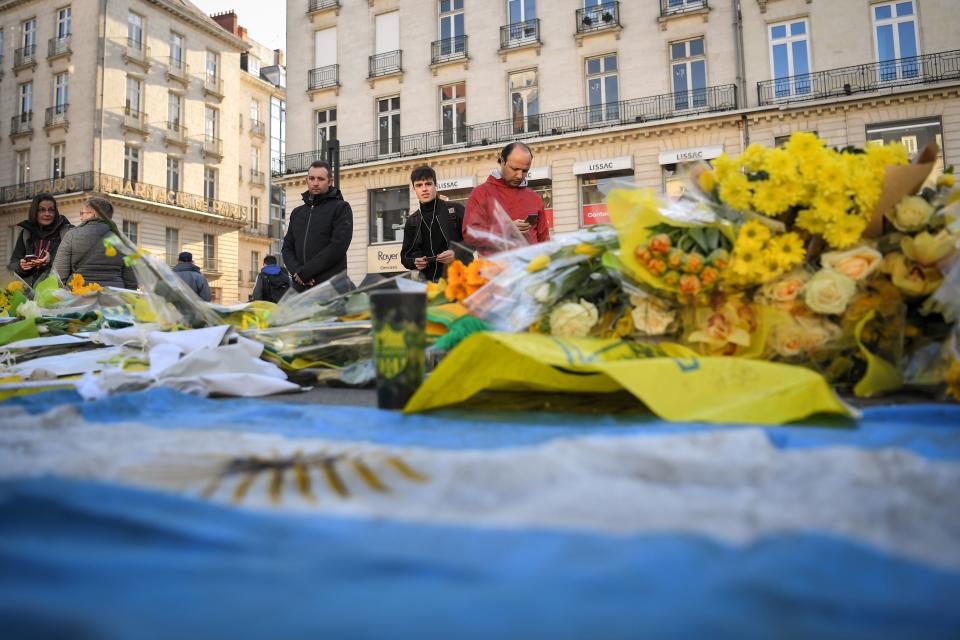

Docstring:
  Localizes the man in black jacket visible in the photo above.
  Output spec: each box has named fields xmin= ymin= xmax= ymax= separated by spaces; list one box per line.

xmin=281 ymin=160 xmax=353 ymax=291
xmin=399 ymin=165 xmax=465 ymax=282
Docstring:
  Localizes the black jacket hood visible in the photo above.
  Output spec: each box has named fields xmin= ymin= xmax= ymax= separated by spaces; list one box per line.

xmin=18 ymin=213 xmax=70 ymax=239
xmin=301 ymin=187 xmax=344 ymax=207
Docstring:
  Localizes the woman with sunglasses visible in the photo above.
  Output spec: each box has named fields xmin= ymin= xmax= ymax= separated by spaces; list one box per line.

xmin=7 ymin=193 xmax=74 ymax=286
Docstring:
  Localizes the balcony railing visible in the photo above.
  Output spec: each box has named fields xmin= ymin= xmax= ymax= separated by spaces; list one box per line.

xmin=48 ymin=35 xmax=71 ymax=59
xmin=659 ymin=0 xmax=709 ymax=17
xmin=242 ymin=223 xmax=271 ymax=237
xmin=500 ymin=19 xmax=540 ymax=50
xmin=0 ymin=171 xmax=248 ymax=225
xmin=124 ymin=38 xmax=150 ymax=67
xmin=203 ymin=135 xmax=223 ymax=158
xmin=576 ymin=2 xmax=620 ymax=34
xmin=249 ymin=119 xmax=266 ymax=137
xmin=758 ymin=49 xmax=960 ymax=106
xmin=10 ymin=112 xmax=33 ymax=137
xmin=164 ymin=121 xmax=187 ymax=145
xmin=277 ymin=84 xmax=738 ymax=175
xmin=14 ymin=45 xmax=37 ymax=69
xmin=122 ymin=106 xmax=147 ymax=133
xmin=307 ymin=0 xmax=339 ymax=13
xmin=250 ymin=169 xmax=266 ymax=187
xmin=308 ymin=64 xmax=339 ymax=90
xmin=202 ymin=257 xmax=221 ymax=273
xmin=45 ymin=105 xmax=69 ymax=129
xmin=431 ymin=35 xmax=468 ymax=65
xmin=204 ymin=74 xmax=224 ymax=98
xmin=167 ymin=56 xmax=189 ymax=82
xmin=369 ymin=50 xmax=402 ymax=78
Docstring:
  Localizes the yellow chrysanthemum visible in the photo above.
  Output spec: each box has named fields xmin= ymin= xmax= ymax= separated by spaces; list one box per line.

xmin=738 ymin=220 xmax=772 ymax=246
xmin=6 ymin=281 xmax=24 ymax=293
xmin=718 ymin=172 xmax=752 ymax=211
xmin=697 ymin=169 xmax=717 ymax=194
xmin=823 ymin=214 xmax=866 ymax=249
xmin=768 ymin=233 xmax=806 ymax=269
xmin=711 ymin=154 xmax=737 ymax=182
xmin=739 ymin=144 xmax=769 ymax=173
xmin=751 ymin=181 xmax=790 ymax=217
xmin=785 ymin=131 xmax=825 ymax=157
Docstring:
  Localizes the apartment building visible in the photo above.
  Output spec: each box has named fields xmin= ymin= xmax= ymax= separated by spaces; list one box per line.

xmin=274 ymin=0 xmax=960 ymax=285
xmin=209 ymin=11 xmax=287 ymax=302
xmin=0 ymin=0 xmax=279 ymax=303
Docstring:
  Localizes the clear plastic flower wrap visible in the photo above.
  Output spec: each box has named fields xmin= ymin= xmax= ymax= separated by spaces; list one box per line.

xmin=241 ymin=320 xmax=372 ymax=370
xmin=463 ymin=225 xmax=619 ymax=333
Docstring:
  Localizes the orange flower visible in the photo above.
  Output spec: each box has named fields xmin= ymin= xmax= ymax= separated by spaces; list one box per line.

xmin=634 ymin=245 xmax=651 ymax=262
xmin=700 ymin=267 xmax=719 ymax=286
xmin=667 ymin=249 xmax=684 ymax=270
xmin=679 ymin=274 xmax=702 ymax=295
xmin=647 ymin=258 xmax=667 ymax=275
xmin=649 ymin=234 xmax=672 ymax=256
xmin=465 ymin=260 xmax=487 ymax=288
xmin=684 ymin=253 xmax=704 ymax=274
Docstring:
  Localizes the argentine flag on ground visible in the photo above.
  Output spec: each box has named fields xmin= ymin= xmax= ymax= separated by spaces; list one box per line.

xmin=1 ymin=389 xmax=958 ymax=639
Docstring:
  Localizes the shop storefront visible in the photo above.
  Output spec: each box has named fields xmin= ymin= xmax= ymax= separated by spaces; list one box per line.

xmin=527 ymin=166 xmax=554 ymax=228
xmin=659 ymin=144 xmax=724 ymax=201
xmin=437 ymin=176 xmax=475 ymax=207
xmin=367 ymin=185 xmax=409 ymax=274
xmin=575 ymin=156 xmax=634 ymax=226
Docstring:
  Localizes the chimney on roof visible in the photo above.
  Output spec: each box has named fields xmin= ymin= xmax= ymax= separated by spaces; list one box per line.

xmin=210 ymin=11 xmax=239 ymax=36
xmin=238 ymin=26 xmax=248 ymax=41
xmin=274 ymin=49 xmax=284 ymax=67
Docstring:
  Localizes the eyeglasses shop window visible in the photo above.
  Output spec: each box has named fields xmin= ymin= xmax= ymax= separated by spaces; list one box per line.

xmin=866 ymin=118 xmax=943 ymax=188
xmin=580 ymin=170 xmax=633 ymax=226
xmin=369 ymin=186 xmax=410 ymax=245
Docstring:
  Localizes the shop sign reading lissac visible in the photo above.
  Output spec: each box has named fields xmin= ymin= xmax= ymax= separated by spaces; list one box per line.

xmin=437 ymin=176 xmax=475 ymax=191
xmin=657 ymin=145 xmax=724 ymax=166
xmin=367 ymin=243 xmax=405 ymax=274
xmin=572 ymin=156 xmax=634 ymax=176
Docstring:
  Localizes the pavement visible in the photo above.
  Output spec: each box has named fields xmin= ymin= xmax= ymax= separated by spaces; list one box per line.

xmin=257 ymin=385 xmax=378 ymax=407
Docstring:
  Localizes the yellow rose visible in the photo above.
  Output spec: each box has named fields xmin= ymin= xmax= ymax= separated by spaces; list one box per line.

xmin=526 ymin=254 xmax=550 ymax=272
xmin=803 ymin=269 xmax=857 ymax=315
xmin=901 ymin=230 xmax=956 ymax=267
xmin=883 ymin=253 xmax=943 ymax=298
xmin=820 ymin=245 xmax=883 ymax=281
xmin=937 ymin=173 xmax=956 ymax=189
xmin=888 ymin=195 xmax=934 ymax=232
xmin=686 ymin=300 xmax=754 ymax=355
xmin=758 ymin=270 xmax=810 ymax=303
xmin=549 ymin=299 xmax=599 ymax=337
xmin=574 ymin=243 xmax=602 ymax=257
xmin=629 ymin=294 xmax=676 ymax=336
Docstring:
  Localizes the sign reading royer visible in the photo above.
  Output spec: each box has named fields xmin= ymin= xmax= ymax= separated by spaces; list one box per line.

xmin=573 ymin=156 xmax=634 ymax=176
xmin=367 ymin=243 xmax=405 ymax=274
xmin=658 ymin=145 xmax=725 ymax=165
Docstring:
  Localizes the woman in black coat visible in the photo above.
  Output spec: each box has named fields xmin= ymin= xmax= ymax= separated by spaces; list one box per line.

xmin=8 ymin=193 xmax=73 ymax=286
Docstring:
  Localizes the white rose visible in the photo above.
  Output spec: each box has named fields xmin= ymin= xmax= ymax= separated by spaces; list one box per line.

xmin=16 ymin=300 xmax=41 ymax=320
xmin=820 ymin=246 xmax=883 ymax=281
xmin=803 ymin=269 xmax=857 ymax=315
xmin=549 ymin=299 xmax=599 ymax=337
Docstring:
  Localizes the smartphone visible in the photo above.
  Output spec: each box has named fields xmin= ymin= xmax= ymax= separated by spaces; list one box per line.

xmin=525 ymin=214 xmax=539 ymax=224
xmin=24 ymin=254 xmax=37 ymax=260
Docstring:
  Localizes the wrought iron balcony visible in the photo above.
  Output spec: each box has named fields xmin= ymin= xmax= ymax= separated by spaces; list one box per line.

xmin=167 ymin=56 xmax=189 ymax=83
xmin=203 ymin=135 xmax=223 ymax=159
xmin=249 ymin=119 xmax=266 ymax=137
xmin=242 ymin=223 xmax=271 ymax=238
xmin=14 ymin=45 xmax=37 ymax=70
xmin=204 ymin=74 xmax=224 ymax=99
xmin=202 ymin=257 xmax=221 ymax=273
xmin=277 ymin=84 xmax=738 ymax=175
xmin=758 ymin=49 xmax=960 ymax=106
xmin=659 ymin=0 xmax=709 ymax=17
xmin=308 ymin=64 xmax=339 ymax=90
xmin=307 ymin=0 xmax=339 ymax=13
xmin=576 ymin=2 xmax=620 ymax=34
xmin=10 ymin=112 xmax=33 ymax=137
xmin=431 ymin=35 xmax=468 ymax=65
xmin=249 ymin=169 xmax=266 ymax=187
xmin=124 ymin=38 xmax=151 ymax=68
xmin=122 ymin=106 xmax=148 ymax=134
xmin=164 ymin=121 xmax=187 ymax=146
xmin=368 ymin=50 xmax=402 ymax=78
xmin=500 ymin=19 xmax=540 ymax=50
xmin=48 ymin=35 xmax=72 ymax=60
xmin=45 ymin=105 xmax=69 ymax=129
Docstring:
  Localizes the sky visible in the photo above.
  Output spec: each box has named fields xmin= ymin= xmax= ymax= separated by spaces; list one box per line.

xmin=192 ymin=0 xmax=286 ymax=52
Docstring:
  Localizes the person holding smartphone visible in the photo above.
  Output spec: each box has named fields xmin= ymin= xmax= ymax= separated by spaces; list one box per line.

xmin=462 ymin=141 xmax=549 ymax=254
xmin=400 ymin=165 xmax=465 ymax=282
xmin=8 ymin=193 xmax=74 ymax=286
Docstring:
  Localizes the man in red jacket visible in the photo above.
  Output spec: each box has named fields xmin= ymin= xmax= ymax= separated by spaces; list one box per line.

xmin=463 ymin=142 xmax=549 ymax=253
